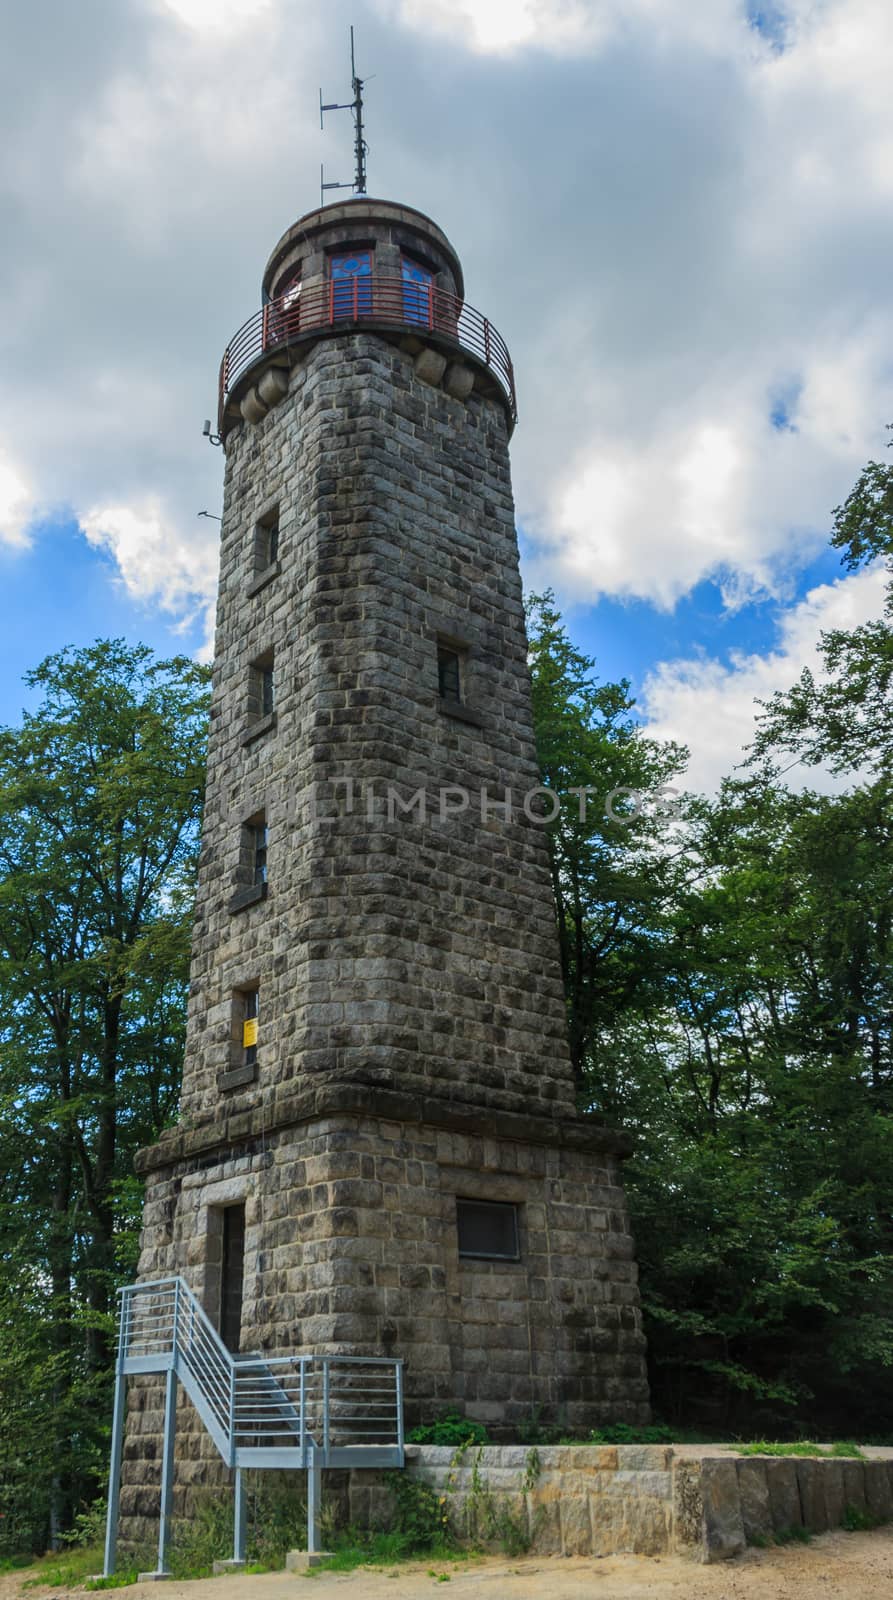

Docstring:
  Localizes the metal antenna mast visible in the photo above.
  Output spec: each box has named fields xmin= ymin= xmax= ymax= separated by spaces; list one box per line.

xmin=319 ymin=26 xmax=368 ymax=206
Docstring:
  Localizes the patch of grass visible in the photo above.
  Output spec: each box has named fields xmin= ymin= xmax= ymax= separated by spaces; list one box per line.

xmin=774 ymin=1524 xmax=812 ymax=1545
xmin=586 ymin=1423 xmax=675 ymax=1447
xmin=84 ymin=1573 xmax=140 ymax=1592
xmin=310 ymin=1532 xmax=460 ymax=1574
xmin=0 ymin=1555 xmax=34 ymax=1573
xmin=738 ymin=1441 xmax=865 ymax=1459
xmin=21 ymin=1544 xmax=112 ymax=1588
xmin=163 ymin=1479 xmax=312 ymax=1579
xmin=407 ymin=1412 xmax=490 ymax=1447
xmin=842 ymin=1504 xmax=880 ymax=1532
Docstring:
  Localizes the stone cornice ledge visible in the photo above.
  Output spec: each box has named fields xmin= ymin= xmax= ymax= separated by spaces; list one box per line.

xmin=134 ymin=1082 xmax=632 ymax=1175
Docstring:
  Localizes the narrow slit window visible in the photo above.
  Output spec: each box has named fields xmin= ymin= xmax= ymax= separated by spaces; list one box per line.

xmin=262 ymin=665 xmax=274 ymax=717
xmin=232 ymin=986 xmax=259 ymax=1072
xmin=219 ymin=1204 xmax=246 ymax=1353
xmin=254 ymin=509 xmax=279 ymax=573
xmin=252 ymin=820 xmax=268 ymax=887
xmin=438 ymin=643 xmax=462 ymax=704
xmin=456 ymin=1199 xmax=520 ymax=1261
xmin=248 ymin=651 xmax=275 ymax=722
xmin=242 ymin=989 xmax=258 ymax=1067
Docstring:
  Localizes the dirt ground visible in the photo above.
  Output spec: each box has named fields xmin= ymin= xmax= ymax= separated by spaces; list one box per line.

xmin=4 ymin=1526 xmax=893 ymax=1600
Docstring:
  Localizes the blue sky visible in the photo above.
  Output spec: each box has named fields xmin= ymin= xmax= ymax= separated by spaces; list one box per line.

xmin=1 ymin=0 xmax=891 ymax=787
xmin=0 ymin=516 xmax=210 ymax=724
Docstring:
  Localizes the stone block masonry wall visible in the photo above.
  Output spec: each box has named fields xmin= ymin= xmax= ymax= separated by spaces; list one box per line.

xmin=135 ymin=1112 xmax=648 ymax=1430
xmin=349 ymin=1445 xmax=893 ymax=1563
xmin=177 ymin=333 xmax=579 ymax=1130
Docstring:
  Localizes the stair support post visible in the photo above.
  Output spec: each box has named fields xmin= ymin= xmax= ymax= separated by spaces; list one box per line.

xmin=233 ymin=1467 xmax=247 ymax=1564
xmin=156 ymin=1364 xmax=178 ymax=1576
xmin=102 ymin=1333 xmax=127 ymax=1577
xmin=307 ymin=1449 xmax=322 ymax=1556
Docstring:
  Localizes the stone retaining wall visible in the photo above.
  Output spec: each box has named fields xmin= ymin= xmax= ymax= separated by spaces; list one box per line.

xmin=348 ymin=1444 xmax=893 ymax=1563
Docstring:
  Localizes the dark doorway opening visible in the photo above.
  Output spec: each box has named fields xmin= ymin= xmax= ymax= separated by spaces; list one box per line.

xmin=220 ymin=1203 xmax=246 ymax=1352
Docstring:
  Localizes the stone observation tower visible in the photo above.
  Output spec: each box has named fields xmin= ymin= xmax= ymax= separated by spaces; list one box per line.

xmin=132 ymin=197 xmax=650 ymax=1474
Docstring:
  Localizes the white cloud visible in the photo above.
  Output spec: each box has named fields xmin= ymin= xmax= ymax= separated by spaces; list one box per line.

xmin=641 ymin=564 xmax=889 ymax=792
xmin=380 ymin=0 xmax=606 ymax=54
xmin=376 ymin=0 xmax=752 ymax=57
xmin=0 ymin=451 xmax=34 ymax=548
xmin=80 ymin=501 xmax=219 ymax=658
xmin=153 ymin=0 xmax=273 ymax=32
xmin=1 ymin=0 xmax=892 ymax=662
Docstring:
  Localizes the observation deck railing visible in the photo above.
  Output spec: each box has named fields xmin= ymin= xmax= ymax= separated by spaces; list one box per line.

xmin=218 ymin=271 xmax=516 ymax=429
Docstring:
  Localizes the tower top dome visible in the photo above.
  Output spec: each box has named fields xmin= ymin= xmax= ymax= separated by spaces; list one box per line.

xmin=262 ymin=197 xmax=465 ymax=303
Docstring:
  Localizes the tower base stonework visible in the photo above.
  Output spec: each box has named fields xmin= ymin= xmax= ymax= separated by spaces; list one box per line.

xmin=119 ymin=1095 xmax=648 ymax=1542
xmin=135 ymin=1093 xmax=647 ymax=1431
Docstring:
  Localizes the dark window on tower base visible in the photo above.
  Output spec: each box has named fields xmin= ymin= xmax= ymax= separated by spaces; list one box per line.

xmin=219 ymin=1203 xmax=246 ymax=1352
xmin=456 ymin=1198 xmax=520 ymax=1261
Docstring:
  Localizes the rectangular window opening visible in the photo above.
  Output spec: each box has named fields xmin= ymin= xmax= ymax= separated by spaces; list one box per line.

xmin=330 ymin=250 xmax=373 ymax=317
xmin=254 ymin=508 xmax=279 ymax=573
xmin=237 ymin=809 xmax=268 ymax=889
xmin=437 ymin=642 xmax=463 ymax=704
xmin=219 ymin=1203 xmax=246 ymax=1353
xmin=252 ymin=819 xmax=268 ymax=887
xmin=231 ymin=984 xmax=259 ymax=1071
xmin=401 ymin=254 xmax=434 ymax=326
xmin=248 ymin=650 xmax=275 ymax=721
xmin=243 ymin=988 xmax=258 ymax=1067
xmin=456 ymin=1198 xmax=520 ymax=1261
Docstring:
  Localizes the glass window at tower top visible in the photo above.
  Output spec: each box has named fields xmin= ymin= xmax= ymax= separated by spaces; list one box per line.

xmin=402 ymin=255 xmax=433 ymax=325
xmin=331 ymin=251 xmax=373 ymax=316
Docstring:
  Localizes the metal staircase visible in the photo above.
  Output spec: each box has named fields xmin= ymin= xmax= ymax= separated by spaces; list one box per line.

xmin=104 ymin=1276 xmax=404 ymax=1578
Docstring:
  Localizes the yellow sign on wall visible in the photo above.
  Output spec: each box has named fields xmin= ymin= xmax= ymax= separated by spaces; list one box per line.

xmin=243 ymin=1017 xmax=258 ymax=1048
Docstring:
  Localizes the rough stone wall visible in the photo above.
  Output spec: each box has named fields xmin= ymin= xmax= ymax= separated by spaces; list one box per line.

xmin=350 ymin=1445 xmax=893 ymax=1562
xmin=177 ymin=332 xmax=578 ymax=1130
xmin=136 ymin=1111 xmax=648 ymax=1431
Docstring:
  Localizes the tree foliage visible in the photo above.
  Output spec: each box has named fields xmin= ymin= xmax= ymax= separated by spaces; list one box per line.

xmin=754 ymin=425 xmax=893 ymax=776
xmin=0 ymin=641 xmax=209 ymax=1552
xmin=529 ymin=424 xmax=893 ymax=1435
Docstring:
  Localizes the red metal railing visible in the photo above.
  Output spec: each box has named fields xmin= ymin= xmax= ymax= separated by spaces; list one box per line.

xmin=217 ymin=272 xmax=516 ymax=428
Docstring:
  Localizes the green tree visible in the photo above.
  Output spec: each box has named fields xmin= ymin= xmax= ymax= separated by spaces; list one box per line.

xmin=527 ymin=551 xmax=893 ymax=1436
xmin=0 ymin=640 xmax=209 ymax=1551
xmin=527 ymin=592 xmax=686 ymax=1098
xmin=625 ymin=777 xmax=893 ymax=1434
xmin=754 ymin=425 xmax=893 ymax=776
